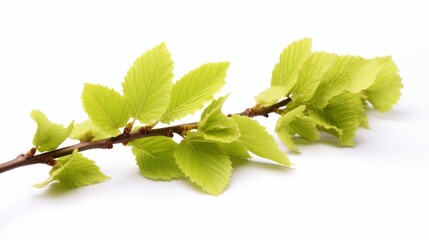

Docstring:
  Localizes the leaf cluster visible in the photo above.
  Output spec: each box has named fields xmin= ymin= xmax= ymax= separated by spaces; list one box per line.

xmin=256 ymin=39 xmax=403 ymax=151
xmin=30 ymin=39 xmax=402 ymax=195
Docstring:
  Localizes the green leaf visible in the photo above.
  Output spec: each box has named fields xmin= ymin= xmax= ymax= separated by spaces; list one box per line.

xmin=123 ymin=43 xmax=174 ymax=124
xmin=130 ymin=136 xmax=183 ymax=180
xmin=200 ymin=96 xmax=228 ymax=123
xmin=290 ymin=52 xmax=337 ymax=104
xmin=310 ymin=56 xmax=382 ymax=109
xmin=365 ymin=56 xmax=403 ymax=112
xmin=286 ymin=116 xmax=320 ymax=142
xmin=161 ymin=62 xmax=230 ymax=123
xmin=31 ymin=110 xmax=74 ymax=152
xmin=254 ymin=86 xmax=288 ymax=107
xmin=219 ymin=141 xmax=251 ymax=159
xmin=344 ymin=58 xmax=382 ymax=93
xmin=69 ymin=120 xmax=112 ymax=142
xmin=307 ymin=93 xmax=365 ymax=146
xmin=174 ymin=133 xmax=232 ymax=195
xmin=81 ymin=83 xmax=129 ymax=135
xmin=199 ymin=96 xmax=240 ymax=143
xmin=232 ymin=115 xmax=291 ymax=166
xmin=34 ymin=149 xmax=109 ymax=188
xmin=271 ymin=38 xmax=312 ymax=91
xmin=307 ymin=108 xmax=341 ymax=133
xmin=200 ymin=113 xmax=240 ymax=143
xmin=275 ymin=105 xmax=306 ymax=152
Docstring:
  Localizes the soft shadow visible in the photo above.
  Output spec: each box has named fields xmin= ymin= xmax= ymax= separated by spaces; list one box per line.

xmin=35 ymin=183 xmax=79 ymax=199
xmin=233 ymin=158 xmax=294 ymax=173
xmin=291 ymin=134 xmax=339 ymax=148
xmin=365 ymin=107 xmax=410 ymax=121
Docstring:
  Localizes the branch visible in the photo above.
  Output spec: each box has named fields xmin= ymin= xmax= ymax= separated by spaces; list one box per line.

xmin=0 ymin=98 xmax=291 ymax=174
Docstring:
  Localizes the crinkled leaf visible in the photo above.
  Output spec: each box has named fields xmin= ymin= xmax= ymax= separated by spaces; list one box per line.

xmin=199 ymin=96 xmax=240 ymax=143
xmin=344 ymin=58 xmax=382 ymax=93
xmin=69 ymin=120 xmax=112 ymax=142
xmin=286 ymin=116 xmax=320 ymax=142
xmin=174 ymin=133 xmax=232 ymax=195
xmin=130 ymin=136 xmax=183 ymax=180
xmin=31 ymin=110 xmax=74 ymax=152
xmin=308 ymin=93 xmax=365 ymax=146
xmin=161 ymin=62 xmax=230 ymax=123
xmin=290 ymin=52 xmax=337 ymax=104
xmin=200 ymin=113 xmax=240 ymax=143
xmin=34 ymin=149 xmax=109 ymax=188
xmin=365 ymin=56 xmax=403 ymax=112
xmin=123 ymin=43 xmax=174 ymax=124
xmin=310 ymin=56 xmax=382 ymax=109
xmin=200 ymin=96 xmax=228 ymax=123
xmin=254 ymin=86 xmax=288 ymax=107
xmin=271 ymin=38 xmax=312 ymax=91
xmin=232 ymin=115 xmax=291 ymax=166
xmin=275 ymin=106 xmax=306 ymax=152
xmin=81 ymin=83 xmax=129 ymax=136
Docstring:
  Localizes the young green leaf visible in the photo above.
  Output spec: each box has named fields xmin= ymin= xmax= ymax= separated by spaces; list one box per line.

xmin=81 ymin=83 xmax=129 ymax=135
xmin=69 ymin=119 xmax=112 ymax=142
xmin=130 ymin=136 xmax=183 ymax=180
xmin=219 ymin=141 xmax=251 ymax=160
xmin=232 ymin=115 xmax=291 ymax=166
xmin=254 ymin=86 xmax=288 ymax=107
xmin=200 ymin=113 xmax=240 ymax=143
xmin=34 ymin=149 xmax=109 ymax=188
xmin=31 ymin=110 xmax=74 ymax=152
xmin=123 ymin=43 xmax=174 ymax=124
xmin=174 ymin=133 xmax=232 ymax=195
xmin=290 ymin=52 xmax=337 ymax=104
xmin=309 ymin=56 xmax=382 ymax=109
xmin=365 ymin=57 xmax=403 ymax=112
xmin=307 ymin=93 xmax=365 ymax=146
xmin=275 ymin=105 xmax=306 ymax=152
xmin=199 ymin=96 xmax=240 ymax=143
xmin=161 ymin=62 xmax=230 ymax=123
xmin=200 ymin=95 xmax=228 ymax=122
xmin=344 ymin=58 xmax=382 ymax=93
xmin=271 ymin=38 xmax=312 ymax=90
xmin=286 ymin=116 xmax=320 ymax=142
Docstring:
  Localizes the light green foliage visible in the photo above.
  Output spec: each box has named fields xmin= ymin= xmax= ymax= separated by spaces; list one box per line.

xmin=161 ymin=62 xmax=230 ymax=123
xmin=275 ymin=106 xmax=306 ymax=152
xmin=254 ymin=38 xmax=402 ymax=150
xmin=271 ymin=38 xmax=312 ymax=90
xmin=31 ymin=110 xmax=73 ymax=152
xmin=130 ymin=136 xmax=183 ymax=180
xmin=286 ymin=116 xmax=319 ymax=142
xmin=290 ymin=52 xmax=337 ymax=104
xmin=34 ymin=149 xmax=109 ymax=188
xmin=81 ymin=83 xmax=129 ymax=135
xmin=254 ymin=86 xmax=288 ymax=107
xmin=174 ymin=133 xmax=232 ymax=195
xmin=69 ymin=120 xmax=112 ymax=142
xmin=308 ymin=93 xmax=365 ymax=146
xmin=258 ymin=39 xmax=312 ymax=106
xmin=343 ymin=58 xmax=382 ymax=93
xmin=219 ymin=141 xmax=251 ymax=160
xmin=199 ymin=96 xmax=240 ymax=143
xmin=232 ymin=115 xmax=291 ymax=166
xmin=27 ymin=39 xmax=403 ymax=195
xmin=310 ymin=56 xmax=381 ymax=109
xmin=123 ymin=43 xmax=174 ymax=124
xmin=365 ymin=57 xmax=403 ymax=112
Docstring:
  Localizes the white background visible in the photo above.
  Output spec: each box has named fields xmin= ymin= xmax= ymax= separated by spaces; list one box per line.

xmin=1 ymin=0 xmax=428 ymax=239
